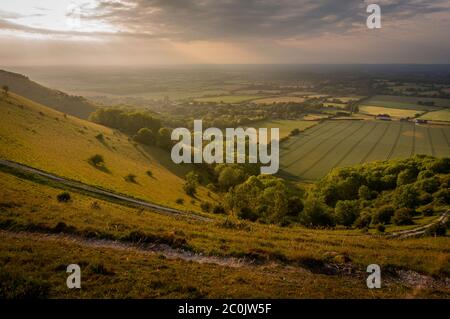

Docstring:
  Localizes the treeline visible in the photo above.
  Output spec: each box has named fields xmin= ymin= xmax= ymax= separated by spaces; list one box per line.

xmin=90 ymin=108 xmax=172 ymax=150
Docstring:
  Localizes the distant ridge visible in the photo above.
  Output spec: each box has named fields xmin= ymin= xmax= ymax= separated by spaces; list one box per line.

xmin=0 ymin=69 xmax=95 ymax=119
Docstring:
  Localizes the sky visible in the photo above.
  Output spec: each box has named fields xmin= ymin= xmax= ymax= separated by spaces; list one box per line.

xmin=0 ymin=0 xmax=449 ymax=66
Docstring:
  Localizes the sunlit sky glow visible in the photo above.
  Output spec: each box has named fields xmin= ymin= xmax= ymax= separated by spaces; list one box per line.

xmin=0 ymin=0 xmax=450 ymax=66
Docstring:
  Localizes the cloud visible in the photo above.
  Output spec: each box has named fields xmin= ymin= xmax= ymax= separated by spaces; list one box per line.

xmin=76 ymin=0 xmax=450 ymax=40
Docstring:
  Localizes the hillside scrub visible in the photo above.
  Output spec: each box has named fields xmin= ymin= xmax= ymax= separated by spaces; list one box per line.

xmin=224 ymin=156 xmax=450 ymax=228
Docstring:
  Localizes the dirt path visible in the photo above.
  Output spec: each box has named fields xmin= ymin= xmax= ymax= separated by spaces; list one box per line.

xmin=0 ymin=159 xmax=212 ymax=222
xmin=0 ymin=230 xmax=250 ymax=268
xmin=387 ymin=211 xmax=448 ymax=239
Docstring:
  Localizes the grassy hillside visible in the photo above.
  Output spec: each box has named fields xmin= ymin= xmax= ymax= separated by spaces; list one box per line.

xmin=0 ymin=168 xmax=448 ymax=298
xmin=0 ymin=92 xmax=213 ymax=212
xmin=0 ymin=70 xmax=95 ymax=119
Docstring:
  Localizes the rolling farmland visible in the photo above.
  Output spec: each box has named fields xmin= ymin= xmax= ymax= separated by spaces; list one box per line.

xmin=280 ymin=120 xmax=450 ymax=181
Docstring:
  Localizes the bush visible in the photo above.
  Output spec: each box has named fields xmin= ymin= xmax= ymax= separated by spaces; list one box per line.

xmin=417 ymin=177 xmax=440 ymax=194
xmin=425 ymin=223 xmax=447 ymax=237
xmin=376 ymin=224 xmax=386 ymax=233
xmin=200 ymin=201 xmax=211 ymax=213
xmin=124 ymin=174 xmax=137 ymax=183
xmin=287 ymin=196 xmax=303 ymax=217
xmin=433 ymin=188 xmax=450 ymax=205
xmin=212 ymin=204 xmax=226 ymax=215
xmin=133 ymin=128 xmax=155 ymax=146
xmin=372 ymin=205 xmax=395 ymax=225
xmin=358 ymin=185 xmax=371 ymax=200
xmin=392 ymin=208 xmax=414 ymax=226
xmin=237 ymin=207 xmax=258 ymax=221
xmin=335 ymin=200 xmax=360 ymax=226
xmin=183 ymin=172 xmax=199 ymax=196
xmin=418 ymin=192 xmax=433 ymax=205
xmin=88 ymin=154 xmax=105 ymax=166
xmin=397 ymin=169 xmax=417 ymax=186
xmin=95 ymin=133 xmax=104 ymax=141
xmin=146 ymin=170 xmax=153 ymax=177
xmin=420 ymin=204 xmax=434 ymax=216
xmin=394 ymin=184 xmax=420 ymax=209
xmin=57 ymin=192 xmax=71 ymax=202
xmin=175 ymin=198 xmax=184 ymax=205
xmin=299 ymin=199 xmax=335 ymax=227
xmin=354 ymin=212 xmax=372 ymax=229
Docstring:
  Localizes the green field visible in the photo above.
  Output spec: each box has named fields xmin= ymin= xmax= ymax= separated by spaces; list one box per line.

xmin=419 ymin=109 xmax=450 ymax=122
xmin=359 ymin=105 xmax=423 ymax=118
xmin=363 ymin=95 xmax=449 ymax=110
xmin=251 ymin=96 xmax=307 ymax=104
xmin=280 ymin=120 xmax=450 ymax=180
xmin=253 ymin=119 xmax=318 ymax=138
xmin=194 ymin=95 xmax=262 ymax=104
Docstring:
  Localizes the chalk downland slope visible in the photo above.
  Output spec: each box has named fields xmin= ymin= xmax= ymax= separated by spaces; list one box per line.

xmin=0 ymin=69 xmax=95 ymax=119
xmin=0 ymin=92 xmax=212 ymax=212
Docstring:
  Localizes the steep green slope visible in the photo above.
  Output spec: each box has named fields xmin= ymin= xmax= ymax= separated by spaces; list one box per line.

xmin=0 ymin=69 xmax=95 ymax=119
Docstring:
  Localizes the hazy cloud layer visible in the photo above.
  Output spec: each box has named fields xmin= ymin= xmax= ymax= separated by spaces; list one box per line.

xmin=0 ymin=0 xmax=449 ymax=65
xmin=80 ymin=0 xmax=450 ymax=40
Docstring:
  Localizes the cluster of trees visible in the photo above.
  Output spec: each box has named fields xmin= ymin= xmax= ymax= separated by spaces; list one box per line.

xmin=304 ymin=156 xmax=449 ymax=228
xmin=90 ymin=108 xmax=172 ymax=150
xmin=203 ymin=156 xmax=449 ymax=230
xmin=90 ymin=108 xmax=161 ymax=135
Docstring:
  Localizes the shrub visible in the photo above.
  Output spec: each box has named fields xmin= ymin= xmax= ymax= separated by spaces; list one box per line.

xmin=397 ymin=169 xmax=417 ymax=186
xmin=394 ymin=184 xmax=420 ymax=209
xmin=372 ymin=205 xmax=395 ymax=225
xmin=425 ymin=223 xmax=447 ymax=237
xmin=392 ymin=208 xmax=414 ymax=226
xmin=88 ymin=154 xmax=105 ymax=166
xmin=354 ymin=212 xmax=372 ymax=229
xmin=57 ymin=192 xmax=71 ymax=202
xmin=418 ymin=192 xmax=433 ymax=205
xmin=175 ymin=198 xmax=184 ymax=205
xmin=124 ymin=174 xmax=137 ymax=183
xmin=417 ymin=177 xmax=440 ymax=194
xmin=299 ymin=199 xmax=335 ymax=227
xmin=200 ymin=201 xmax=211 ymax=213
xmin=420 ymin=204 xmax=434 ymax=216
xmin=133 ymin=127 xmax=155 ymax=146
xmin=287 ymin=196 xmax=303 ymax=217
xmin=433 ymin=188 xmax=450 ymax=205
xmin=358 ymin=185 xmax=371 ymax=200
xmin=146 ymin=170 xmax=153 ymax=177
xmin=377 ymin=224 xmax=386 ymax=233
xmin=212 ymin=204 xmax=226 ymax=215
xmin=335 ymin=200 xmax=360 ymax=226
xmin=237 ymin=207 xmax=258 ymax=221
xmin=95 ymin=133 xmax=104 ymax=141
xmin=429 ymin=158 xmax=450 ymax=174
xmin=183 ymin=172 xmax=199 ymax=196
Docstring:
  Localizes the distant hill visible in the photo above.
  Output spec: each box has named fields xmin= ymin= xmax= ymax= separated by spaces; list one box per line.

xmin=0 ymin=69 xmax=95 ymax=119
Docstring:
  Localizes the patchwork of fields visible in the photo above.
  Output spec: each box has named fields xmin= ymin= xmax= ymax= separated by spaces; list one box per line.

xmin=280 ymin=120 xmax=450 ymax=181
